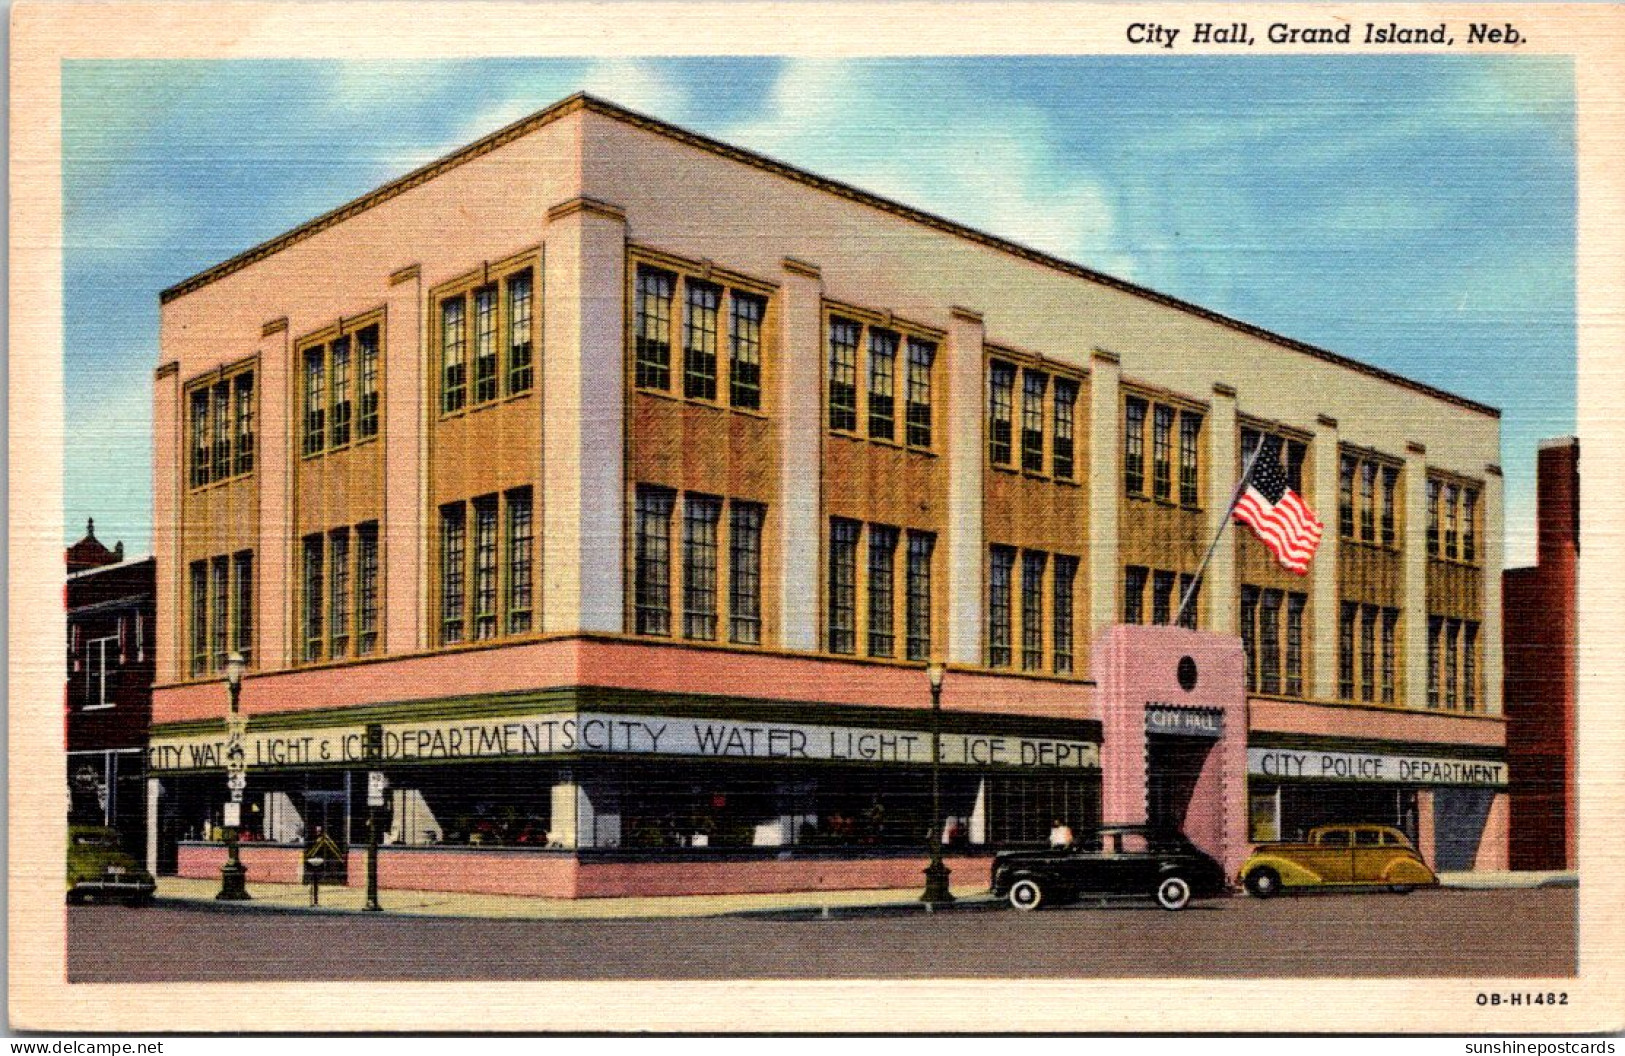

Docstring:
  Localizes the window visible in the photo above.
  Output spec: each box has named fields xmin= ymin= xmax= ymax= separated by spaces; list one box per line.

xmin=683 ymin=494 xmax=722 ymax=640
xmin=440 ymin=296 xmax=467 ymax=413
xmin=868 ymin=525 xmax=898 ymax=657
xmin=868 ymin=330 xmax=897 ymax=440
xmin=1359 ymin=461 xmax=1376 ymax=542
xmin=1360 ymin=605 xmax=1377 ymax=702
xmin=84 ymin=635 xmax=115 ymax=708
xmin=1179 ymin=412 xmax=1202 ymax=506
xmin=505 ymin=491 xmax=533 ymax=636
xmin=683 ymin=280 xmax=721 ymax=401
xmin=1426 ymin=479 xmax=1441 ymax=556
xmin=354 ymin=326 xmax=380 ymax=440
xmin=729 ymin=292 xmax=764 ymax=410
xmin=356 ymin=525 xmax=379 ymax=655
xmin=1053 ymin=379 xmax=1077 ymax=480
xmin=1151 ymin=569 xmax=1174 ymax=626
xmin=233 ymin=372 xmax=256 ymax=475
xmin=210 ymin=555 xmax=229 ymax=672
xmin=507 ymin=270 xmax=534 ymax=395
xmin=1123 ymin=565 xmax=1147 ymax=624
xmin=211 ymin=383 xmax=230 ymax=483
xmin=1152 ymin=406 xmax=1174 ymax=500
xmin=1463 ymin=621 xmax=1479 ymax=711
xmin=1242 ymin=586 xmax=1307 ymax=695
xmin=1339 ymin=602 xmax=1357 ymax=700
xmin=988 ymin=361 xmax=1015 ymax=466
xmin=233 ymin=551 xmax=254 ymax=665
xmin=1240 ymin=586 xmax=1258 ymax=690
xmin=1053 ymin=555 xmax=1078 ymax=674
xmin=635 ymin=266 xmax=675 ymax=391
xmin=1381 ymin=608 xmax=1397 ymax=703
xmin=1444 ymin=618 xmax=1459 ymax=709
xmin=329 ymin=530 xmax=352 ymax=656
xmin=1445 ymin=484 xmax=1461 ymax=559
xmin=472 ymin=499 xmax=498 ymax=641
xmin=988 ymin=546 xmax=1015 ymax=667
xmin=828 ymin=318 xmax=860 ymax=432
xmin=906 ymin=531 xmax=934 ymax=662
xmin=1021 ymin=551 xmax=1046 ymax=670
xmin=1339 ymin=455 xmax=1356 ymax=539
xmin=729 ymin=502 xmax=764 ymax=645
xmin=190 ymin=562 xmax=208 ymax=676
xmin=1462 ymin=487 xmax=1479 ymax=563
xmin=1380 ymin=466 xmax=1398 ymax=547
xmin=439 ymin=506 xmax=465 ymax=645
xmin=1177 ymin=572 xmax=1198 ymax=630
xmin=1258 ymin=589 xmax=1280 ymax=693
xmin=473 ymin=285 xmax=499 ymax=404
xmin=303 ymin=534 xmax=325 ymax=661
xmin=190 ymin=390 xmax=211 ymax=488
xmin=828 ymin=519 xmax=860 ymax=654
xmin=189 ymin=366 xmax=258 ymax=486
xmin=1123 ymin=397 xmax=1147 ymax=495
xmin=906 ymin=337 xmax=935 ymax=448
xmin=634 ymin=486 xmax=675 ymax=636
xmin=330 ymin=335 xmax=353 ymax=447
xmin=1427 ymin=615 xmax=1443 ymax=707
xmin=1285 ymin=594 xmax=1305 ymax=696
xmin=1021 ymin=371 xmax=1046 ymax=473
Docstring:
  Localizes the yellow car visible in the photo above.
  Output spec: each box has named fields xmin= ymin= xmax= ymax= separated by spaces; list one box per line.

xmin=1239 ymin=824 xmax=1437 ymax=897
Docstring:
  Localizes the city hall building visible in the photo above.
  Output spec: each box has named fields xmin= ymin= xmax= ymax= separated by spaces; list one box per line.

xmin=148 ymin=93 xmax=1506 ymax=897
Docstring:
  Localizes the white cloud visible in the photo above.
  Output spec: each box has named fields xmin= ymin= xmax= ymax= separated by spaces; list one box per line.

xmin=719 ymin=60 xmax=1136 ymax=278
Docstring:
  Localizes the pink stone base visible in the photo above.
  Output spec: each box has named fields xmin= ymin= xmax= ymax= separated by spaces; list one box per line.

xmin=174 ymin=844 xmax=987 ymax=900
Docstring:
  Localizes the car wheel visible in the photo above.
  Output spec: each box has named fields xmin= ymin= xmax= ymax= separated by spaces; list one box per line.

xmin=1245 ymin=868 xmax=1281 ymax=899
xmin=1008 ymin=878 xmax=1045 ymax=911
xmin=1155 ymin=875 xmax=1192 ymax=911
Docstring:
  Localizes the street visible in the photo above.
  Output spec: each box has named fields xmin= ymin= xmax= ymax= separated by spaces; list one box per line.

xmin=68 ymin=887 xmax=1575 ymax=981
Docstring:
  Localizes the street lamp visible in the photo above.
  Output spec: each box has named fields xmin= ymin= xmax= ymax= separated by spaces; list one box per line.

xmin=921 ymin=660 xmax=953 ymax=905
xmin=216 ymin=651 xmax=250 ymax=901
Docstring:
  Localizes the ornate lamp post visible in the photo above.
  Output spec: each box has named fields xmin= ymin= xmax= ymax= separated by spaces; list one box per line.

xmin=216 ymin=651 xmax=250 ymax=901
xmin=921 ymin=660 xmax=954 ymax=905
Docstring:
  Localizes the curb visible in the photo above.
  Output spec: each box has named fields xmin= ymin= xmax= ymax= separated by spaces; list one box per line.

xmin=729 ymin=896 xmax=1006 ymax=921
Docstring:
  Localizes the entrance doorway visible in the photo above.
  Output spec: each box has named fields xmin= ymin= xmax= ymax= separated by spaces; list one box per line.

xmin=1147 ymin=735 xmax=1214 ymax=832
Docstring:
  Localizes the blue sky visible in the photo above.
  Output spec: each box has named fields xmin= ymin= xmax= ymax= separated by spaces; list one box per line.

xmin=63 ymin=56 xmax=1574 ymax=565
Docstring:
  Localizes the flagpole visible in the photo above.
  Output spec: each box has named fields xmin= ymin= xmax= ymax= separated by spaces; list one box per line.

xmin=1175 ymin=436 xmax=1269 ymax=629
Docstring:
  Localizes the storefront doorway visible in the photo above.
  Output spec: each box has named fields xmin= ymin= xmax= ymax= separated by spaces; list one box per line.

xmin=1147 ymin=735 xmax=1213 ymax=832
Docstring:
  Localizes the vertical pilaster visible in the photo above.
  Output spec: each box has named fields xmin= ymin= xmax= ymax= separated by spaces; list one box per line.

xmin=152 ymin=361 xmax=181 ymax=683
xmin=1205 ymin=384 xmax=1239 ymax=633
xmin=541 ymin=198 xmax=627 ymax=634
xmin=778 ymin=258 xmax=824 ymax=652
xmin=1088 ymin=351 xmax=1122 ymax=636
xmin=1403 ymin=441 xmax=1430 ymax=708
xmin=1310 ymin=415 xmax=1342 ymax=700
xmin=1482 ymin=463 xmax=1504 ymax=715
xmin=945 ymin=307 xmax=986 ymax=665
xmin=145 ymin=778 xmax=161 ymax=876
xmin=255 ymin=320 xmax=293 ymax=669
xmin=382 ymin=267 xmax=424 ymax=653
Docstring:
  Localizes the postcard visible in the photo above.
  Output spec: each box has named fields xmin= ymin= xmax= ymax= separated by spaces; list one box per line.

xmin=10 ymin=0 xmax=1624 ymax=1035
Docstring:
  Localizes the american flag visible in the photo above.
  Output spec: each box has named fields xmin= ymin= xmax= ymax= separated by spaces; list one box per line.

xmin=1234 ymin=439 xmax=1323 ymax=574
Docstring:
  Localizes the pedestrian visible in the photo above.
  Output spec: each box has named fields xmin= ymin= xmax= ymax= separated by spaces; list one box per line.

xmin=1049 ymin=818 xmax=1074 ymax=848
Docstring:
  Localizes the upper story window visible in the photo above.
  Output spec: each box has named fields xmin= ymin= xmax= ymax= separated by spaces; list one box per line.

xmin=1128 ymin=393 xmax=1204 ymax=507
xmin=988 ymin=361 xmax=1016 ymax=466
xmin=1425 ymin=474 xmax=1480 ymax=564
xmin=1053 ymin=379 xmax=1077 ymax=481
xmin=187 ymin=363 xmax=256 ymax=489
xmin=189 ymin=549 xmax=254 ymax=676
xmin=634 ymin=484 xmax=767 ymax=648
xmin=435 ymin=490 xmax=532 ymax=649
xmin=635 ymin=259 xmax=772 ymax=413
xmin=301 ymin=318 xmax=383 ymax=457
xmin=1336 ymin=448 xmax=1401 ymax=550
xmin=1021 ymin=371 xmax=1047 ymax=473
xmin=438 ymin=260 xmax=537 ymax=416
xmin=828 ymin=310 xmax=938 ymax=451
xmin=990 ymin=357 xmax=1083 ymax=480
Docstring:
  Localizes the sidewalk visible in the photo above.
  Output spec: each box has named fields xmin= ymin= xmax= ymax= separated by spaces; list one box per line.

xmin=1437 ymin=870 xmax=1577 ymax=890
xmin=153 ymin=875 xmax=1001 ymax=921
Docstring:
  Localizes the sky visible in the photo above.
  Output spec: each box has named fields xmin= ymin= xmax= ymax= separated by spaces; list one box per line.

xmin=62 ymin=56 xmax=1575 ymax=566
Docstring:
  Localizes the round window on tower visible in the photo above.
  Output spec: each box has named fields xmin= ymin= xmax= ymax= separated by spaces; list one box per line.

xmin=1177 ymin=656 xmax=1198 ymax=693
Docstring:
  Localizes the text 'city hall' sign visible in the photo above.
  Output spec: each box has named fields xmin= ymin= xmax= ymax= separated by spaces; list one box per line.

xmin=1248 ymin=747 xmax=1506 ymax=788
xmin=149 ymin=712 xmax=1101 ymax=773
xmin=1144 ymin=705 xmax=1223 ymax=738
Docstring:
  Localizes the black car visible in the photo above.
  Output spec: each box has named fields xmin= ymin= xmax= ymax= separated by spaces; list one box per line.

xmin=990 ymin=825 xmax=1229 ymax=911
